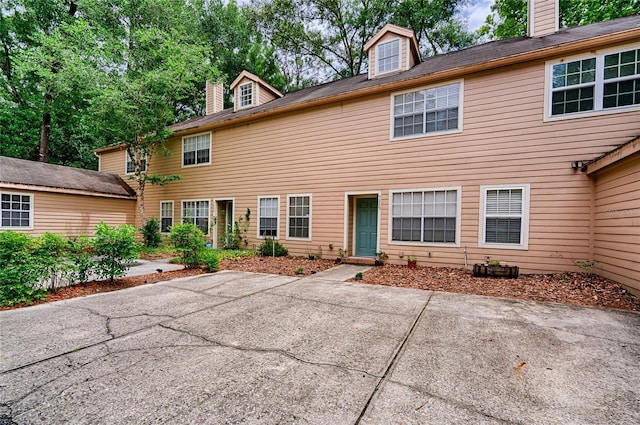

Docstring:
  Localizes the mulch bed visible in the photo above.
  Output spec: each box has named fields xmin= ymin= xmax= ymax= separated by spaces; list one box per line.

xmin=2 ymin=257 xmax=639 ymax=312
xmin=352 ymin=264 xmax=640 ymax=311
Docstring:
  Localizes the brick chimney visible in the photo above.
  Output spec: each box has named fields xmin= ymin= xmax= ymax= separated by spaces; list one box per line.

xmin=205 ymin=80 xmax=224 ymax=115
xmin=528 ymin=0 xmax=559 ymax=37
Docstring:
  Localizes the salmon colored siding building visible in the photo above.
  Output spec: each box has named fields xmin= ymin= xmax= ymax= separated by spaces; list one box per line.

xmin=96 ymin=6 xmax=640 ymax=294
xmin=0 ymin=157 xmax=136 ymax=236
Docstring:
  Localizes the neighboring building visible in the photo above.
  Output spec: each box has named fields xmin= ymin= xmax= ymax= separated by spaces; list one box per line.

xmin=0 ymin=156 xmax=136 ymax=236
xmin=96 ymin=3 xmax=640 ymax=294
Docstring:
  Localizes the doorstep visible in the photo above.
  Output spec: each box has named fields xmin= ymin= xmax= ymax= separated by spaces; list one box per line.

xmin=343 ymin=257 xmax=382 ymax=266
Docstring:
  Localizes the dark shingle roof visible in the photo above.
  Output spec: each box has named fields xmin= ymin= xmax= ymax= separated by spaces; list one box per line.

xmin=0 ymin=156 xmax=136 ymax=197
xmin=171 ymin=15 xmax=640 ymax=133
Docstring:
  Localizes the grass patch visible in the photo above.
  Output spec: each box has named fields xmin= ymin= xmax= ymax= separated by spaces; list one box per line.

xmin=214 ymin=249 xmax=257 ymax=261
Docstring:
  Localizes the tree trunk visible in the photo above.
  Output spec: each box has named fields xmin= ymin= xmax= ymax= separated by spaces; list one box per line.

xmin=39 ymin=105 xmax=51 ymax=163
xmin=37 ymin=2 xmax=77 ymax=163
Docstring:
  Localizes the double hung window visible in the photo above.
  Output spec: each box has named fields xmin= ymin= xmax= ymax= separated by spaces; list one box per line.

xmin=182 ymin=200 xmax=209 ymax=234
xmin=258 ymin=196 xmax=279 ymax=237
xmin=550 ymin=45 xmax=640 ymax=116
xmin=393 ymin=83 xmax=461 ymax=138
xmin=183 ymin=133 xmax=211 ymax=166
xmin=391 ymin=189 xmax=459 ymax=244
xmin=377 ymin=39 xmax=400 ymax=74
xmin=287 ymin=195 xmax=310 ymax=239
xmin=479 ymin=185 xmax=529 ymax=249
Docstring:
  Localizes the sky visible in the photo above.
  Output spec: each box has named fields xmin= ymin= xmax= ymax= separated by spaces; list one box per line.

xmin=460 ymin=0 xmax=495 ymax=32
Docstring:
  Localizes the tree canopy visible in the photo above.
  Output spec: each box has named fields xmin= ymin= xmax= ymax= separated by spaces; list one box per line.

xmin=481 ymin=0 xmax=640 ymax=39
xmin=4 ymin=0 xmax=637 ymax=175
xmin=249 ymin=0 xmax=476 ymax=84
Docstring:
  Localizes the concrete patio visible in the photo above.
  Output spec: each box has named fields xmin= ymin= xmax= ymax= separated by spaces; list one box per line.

xmin=1 ymin=265 xmax=639 ymax=424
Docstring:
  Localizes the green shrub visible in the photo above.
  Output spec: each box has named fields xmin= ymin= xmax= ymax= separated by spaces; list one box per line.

xmin=199 ymin=250 xmax=219 ymax=272
xmin=93 ymin=222 xmax=140 ymax=282
xmin=168 ymin=223 xmax=205 ymax=268
xmin=66 ymin=235 xmax=96 ymax=284
xmin=34 ymin=233 xmax=70 ymax=291
xmin=257 ymin=238 xmax=288 ymax=257
xmin=0 ymin=231 xmax=48 ymax=306
xmin=142 ymin=217 xmax=162 ymax=248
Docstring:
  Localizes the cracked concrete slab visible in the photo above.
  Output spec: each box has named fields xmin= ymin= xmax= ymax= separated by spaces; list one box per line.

xmin=360 ymin=291 xmax=640 ymax=424
xmin=2 ymin=270 xmax=640 ymax=424
xmin=0 ymin=304 xmax=110 ymax=372
xmin=6 ymin=326 xmax=378 ymax=424
xmin=267 ymin=278 xmax=430 ymax=316
xmin=160 ymin=270 xmax=295 ymax=295
xmin=169 ymin=290 xmax=422 ymax=376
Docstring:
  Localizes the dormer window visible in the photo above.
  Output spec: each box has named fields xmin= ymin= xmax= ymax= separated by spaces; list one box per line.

xmin=230 ymin=70 xmax=283 ymax=112
xmin=377 ymin=39 xmax=400 ymax=74
xmin=239 ymin=82 xmax=253 ymax=108
xmin=364 ymin=24 xmax=421 ymax=80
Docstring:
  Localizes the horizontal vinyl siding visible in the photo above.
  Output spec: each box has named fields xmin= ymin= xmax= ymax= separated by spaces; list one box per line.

xmin=99 ymin=147 xmax=127 ymax=174
xmin=100 ymin=58 xmax=639 ymax=279
xmin=4 ymin=189 xmax=135 ymax=236
xmin=532 ymin=0 xmax=557 ymax=36
xmin=593 ymin=154 xmax=640 ymax=294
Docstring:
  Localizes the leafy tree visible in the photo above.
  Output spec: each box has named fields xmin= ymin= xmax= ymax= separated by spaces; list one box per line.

xmin=88 ymin=0 xmax=216 ymax=224
xmin=480 ymin=0 xmax=640 ymax=39
xmin=251 ymin=0 xmax=474 ymax=84
xmin=391 ymin=0 xmax=477 ymax=57
xmin=196 ymin=0 xmax=287 ymax=102
xmin=0 ymin=0 xmax=103 ymax=168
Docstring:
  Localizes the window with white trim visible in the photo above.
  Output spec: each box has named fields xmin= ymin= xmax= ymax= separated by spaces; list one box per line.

xmin=377 ymin=39 xmax=400 ymax=74
xmin=160 ymin=201 xmax=173 ymax=233
xmin=1 ymin=192 xmax=33 ymax=229
xmin=550 ymin=45 xmax=640 ymax=116
xmin=239 ymin=82 xmax=253 ymax=108
xmin=480 ymin=186 xmax=529 ymax=248
xmin=287 ymin=195 xmax=310 ymax=239
xmin=126 ymin=151 xmax=147 ymax=174
xmin=182 ymin=200 xmax=209 ymax=234
xmin=182 ymin=133 xmax=211 ymax=166
xmin=258 ymin=196 xmax=278 ymax=237
xmin=393 ymin=82 xmax=461 ymax=138
xmin=391 ymin=189 xmax=458 ymax=244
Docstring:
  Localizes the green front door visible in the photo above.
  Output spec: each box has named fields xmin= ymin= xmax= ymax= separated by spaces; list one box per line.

xmin=355 ymin=197 xmax=378 ymax=257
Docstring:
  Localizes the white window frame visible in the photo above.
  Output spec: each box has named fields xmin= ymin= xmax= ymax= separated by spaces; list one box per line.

xmin=388 ymin=187 xmax=461 ymax=247
xmin=181 ymin=199 xmax=210 ymax=235
xmin=0 ymin=191 xmax=34 ymax=230
xmin=182 ymin=132 xmax=212 ymax=168
xmin=390 ymin=80 xmax=464 ymax=141
xmin=377 ymin=38 xmax=400 ymax=75
xmin=478 ymin=184 xmax=530 ymax=250
xmin=238 ymin=82 xmax=253 ymax=108
xmin=544 ymin=42 xmax=640 ymax=121
xmin=125 ymin=150 xmax=147 ymax=175
xmin=286 ymin=194 xmax=312 ymax=241
xmin=257 ymin=195 xmax=279 ymax=239
xmin=159 ymin=200 xmax=173 ymax=233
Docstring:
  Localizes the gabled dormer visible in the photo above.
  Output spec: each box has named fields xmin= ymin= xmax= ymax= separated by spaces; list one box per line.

xmin=364 ymin=24 xmax=421 ymax=79
xmin=230 ymin=70 xmax=283 ymax=112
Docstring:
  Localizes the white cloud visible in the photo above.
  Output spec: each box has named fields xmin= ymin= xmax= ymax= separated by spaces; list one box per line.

xmin=459 ymin=0 xmax=495 ymax=32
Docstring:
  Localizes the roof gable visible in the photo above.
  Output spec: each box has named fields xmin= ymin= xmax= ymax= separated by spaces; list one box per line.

xmin=363 ymin=24 xmax=419 ymax=54
xmin=230 ymin=70 xmax=283 ymax=98
xmin=0 ymin=156 xmax=136 ymax=198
